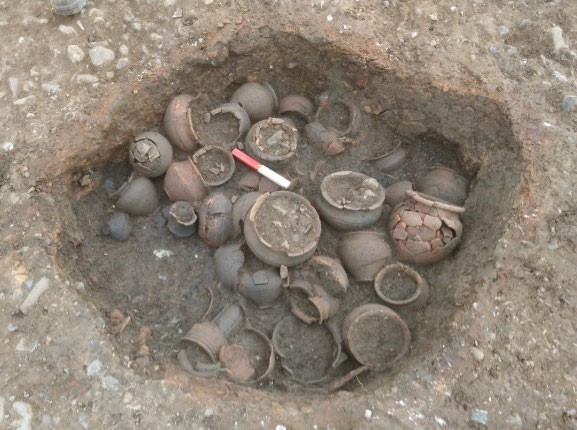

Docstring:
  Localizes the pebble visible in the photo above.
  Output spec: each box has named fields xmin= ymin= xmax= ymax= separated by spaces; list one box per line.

xmin=115 ymin=58 xmax=129 ymax=70
xmin=553 ymin=71 xmax=568 ymax=83
xmin=87 ymin=359 xmax=103 ymax=377
xmin=172 ymin=9 xmax=183 ymax=19
xmin=67 ymin=45 xmax=85 ymax=63
xmin=77 ymin=74 xmax=98 ymax=84
xmin=364 ymin=409 xmax=372 ymax=419
xmin=497 ymin=25 xmax=509 ymax=35
xmin=123 ymin=12 xmax=135 ymax=22
xmin=119 ymin=44 xmax=129 ymax=56
xmin=59 ymin=25 xmax=76 ymax=35
xmin=471 ymin=408 xmax=488 ymax=426
xmin=204 ymin=0 xmax=214 ymax=4
xmin=0 ymin=396 xmax=4 ymax=423
xmin=505 ymin=414 xmax=523 ymax=427
xmin=42 ymin=83 xmax=60 ymax=94
xmin=19 ymin=276 xmax=50 ymax=314
xmin=9 ymin=77 xmax=19 ymax=97
xmin=3 ymin=142 xmax=14 ymax=151
xmin=12 ymin=401 xmax=32 ymax=430
xmin=562 ymin=95 xmax=577 ymax=112
xmin=89 ymin=46 xmax=115 ymax=67
xmin=470 ymin=346 xmax=485 ymax=362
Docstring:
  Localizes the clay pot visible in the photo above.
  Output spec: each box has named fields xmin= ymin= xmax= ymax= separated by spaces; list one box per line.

xmin=181 ymin=304 xmax=244 ymax=363
xmin=337 ymin=231 xmax=392 ymax=282
xmin=287 ymin=280 xmax=340 ymax=324
xmin=163 ymin=94 xmax=200 ymax=153
xmin=415 ymin=165 xmax=469 ymax=206
xmin=198 ymin=194 xmax=233 ymax=248
xmin=202 ymin=103 xmax=251 ymax=148
xmin=128 ymin=131 xmax=173 ymax=178
xmin=192 ymin=145 xmax=235 ymax=186
xmin=213 ymin=243 xmax=245 ymax=289
xmin=278 ymin=94 xmax=315 ymax=121
xmin=219 ymin=344 xmax=255 ymax=382
xmin=114 ymin=174 xmax=159 ymax=216
xmin=166 ymin=201 xmax=197 ymax=238
xmin=245 ymin=118 xmax=298 ymax=164
xmin=50 ymin=0 xmax=86 ymax=15
xmin=315 ymin=171 xmax=386 ymax=231
xmin=374 ymin=263 xmax=429 ymax=311
xmin=272 ymin=315 xmax=339 ymax=384
xmin=237 ymin=269 xmax=283 ymax=308
xmin=366 ymin=143 xmax=407 ymax=173
xmin=182 ymin=322 xmax=227 ymax=363
xmin=304 ymin=122 xmax=346 ymax=156
xmin=244 ymin=191 xmax=322 ymax=267
xmin=163 ymin=159 xmax=209 ymax=203
xmin=301 ymin=255 xmax=348 ymax=297
xmin=388 ymin=190 xmax=464 ymax=265
xmin=231 ymin=192 xmax=260 ymax=237
xmin=385 ymin=180 xmax=414 ymax=208
xmin=342 ymin=304 xmax=411 ymax=370
xmin=100 ymin=212 xmax=132 ymax=241
xmin=230 ymin=82 xmax=278 ymax=122
xmin=315 ymin=91 xmax=362 ymax=137
xmin=233 ymin=327 xmax=276 ymax=383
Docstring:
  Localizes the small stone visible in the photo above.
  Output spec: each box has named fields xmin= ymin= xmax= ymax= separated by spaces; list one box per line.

xmin=119 ymin=44 xmax=129 ymax=56
xmin=497 ymin=25 xmax=509 ymax=35
xmin=59 ymin=24 xmax=76 ymax=35
xmin=553 ymin=71 xmax=568 ymax=83
xmin=77 ymin=74 xmax=98 ymax=84
xmin=172 ymin=8 xmax=183 ymax=18
xmin=3 ymin=142 xmax=14 ymax=151
xmin=470 ymin=346 xmax=485 ymax=362
xmin=89 ymin=46 xmax=115 ymax=67
xmin=401 ymin=211 xmax=423 ymax=227
xmin=123 ymin=12 xmax=135 ymax=22
xmin=87 ymin=359 xmax=102 ymax=377
xmin=471 ymin=408 xmax=488 ymax=426
xmin=8 ymin=77 xmax=19 ymax=97
xmin=204 ymin=0 xmax=214 ymax=4
xmin=505 ymin=414 xmax=522 ymax=427
xmin=67 ymin=45 xmax=85 ymax=63
xmin=429 ymin=12 xmax=438 ymax=21
xmin=116 ymin=58 xmax=129 ymax=70
xmin=42 ymin=83 xmax=60 ymax=94
xmin=562 ymin=95 xmax=577 ymax=112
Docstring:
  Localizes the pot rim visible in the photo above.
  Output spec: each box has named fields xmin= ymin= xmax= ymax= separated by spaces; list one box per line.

xmin=247 ymin=191 xmax=321 ymax=258
xmin=374 ymin=262 xmax=426 ymax=305
xmin=192 ymin=145 xmax=235 ymax=186
xmin=406 ymin=190 xmax=466 ymax=213
xmin=320 ymin=171 xmax=385 ymax=211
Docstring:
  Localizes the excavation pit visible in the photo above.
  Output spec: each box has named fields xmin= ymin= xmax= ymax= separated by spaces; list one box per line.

xmin=51 ymin=31 xmax=522 ymax=404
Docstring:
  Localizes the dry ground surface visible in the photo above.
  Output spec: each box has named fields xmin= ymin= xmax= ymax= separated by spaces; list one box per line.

xmin=1 ymin=0 xmax=577 ymax=429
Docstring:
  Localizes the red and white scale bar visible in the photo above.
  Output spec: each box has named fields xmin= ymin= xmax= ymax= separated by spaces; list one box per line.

xmin=231 ymin=148 xmax=291 ymax=189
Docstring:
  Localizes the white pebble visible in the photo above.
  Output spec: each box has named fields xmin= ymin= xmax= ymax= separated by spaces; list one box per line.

xmin=364 ymin=409 xmax=372 ymax=419
xmin=87 ymin=359 xmax=103 ymax=377
xmin=12 ymin=401 xmax=32 ymax=430
xmin=77 ymin=74 xmax=99 ymax=84
xmin=115 ymin=58 xmax=129 ymax=70
xmin=8 ymin=77 xmax=19 ymax=97
xmin=19 ymin=276 xmax=50 ymax=314
xmin=119 ymin=44 xmax=129 ymax=56
xmin=553 ymin=71 xmax=568 ymax=83
xmin=0 ymin=396 xmax=4 ymax=424
xmin=434 ymin=416 xmax=446 ymax=426
xmin=470 ymin=346 xmax=485 ymax=362
xmin=326 ymin=14 xmax=333 ymax=21
xmin=153 ymin=249 xmax=174 ymax=259
xmin=59 ymin=25 xmax=77 ymax=35
xmin=275 ymin=426 xmax=286 ymax=430
xmin=68 ymin=45 xmax=85 ymax=63
xmin=89 ymin=46 xmax=115 ymax=67
xmin=3 ymin=142 xmax=14 ymax=151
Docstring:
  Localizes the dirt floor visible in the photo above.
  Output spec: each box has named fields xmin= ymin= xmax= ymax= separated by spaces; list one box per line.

xmin=1 ymin=0 xmax=577 ymax=428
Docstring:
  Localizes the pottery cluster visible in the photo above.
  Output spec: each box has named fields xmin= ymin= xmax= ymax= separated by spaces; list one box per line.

xmin=96 ymin=80 xmax=471 ymax=389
